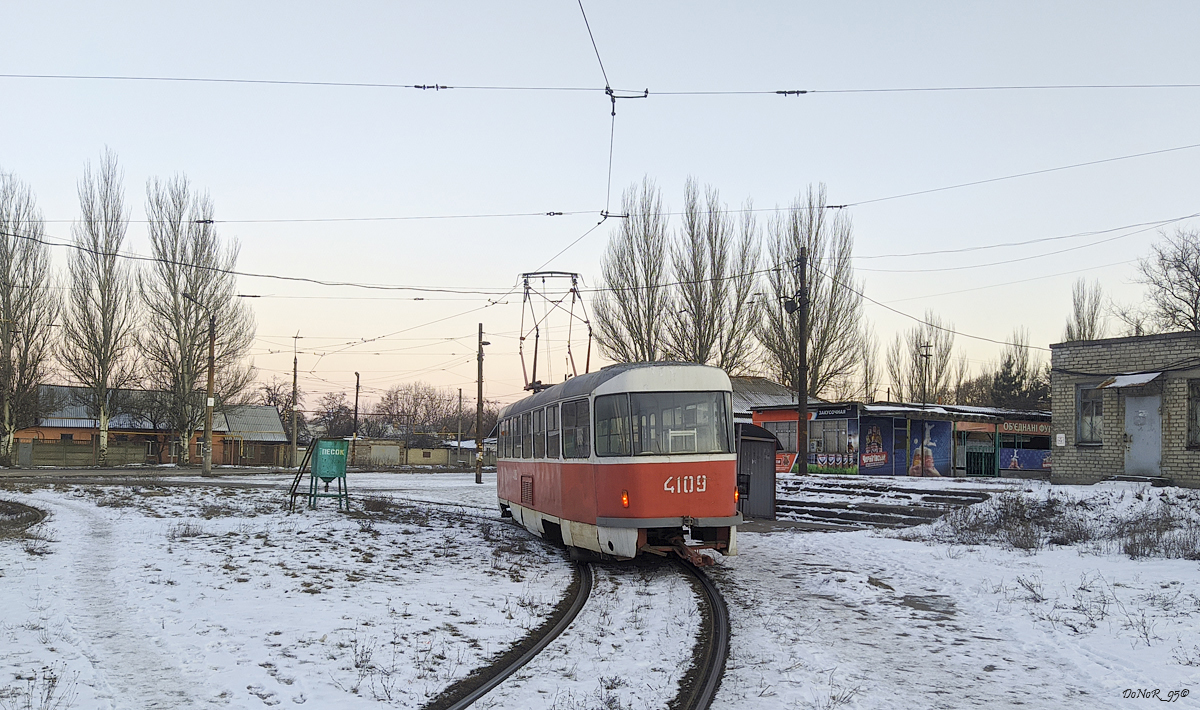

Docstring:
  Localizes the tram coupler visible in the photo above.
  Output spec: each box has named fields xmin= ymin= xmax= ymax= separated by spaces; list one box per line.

xmin=669 ymin=537 xmax=715 ymax=567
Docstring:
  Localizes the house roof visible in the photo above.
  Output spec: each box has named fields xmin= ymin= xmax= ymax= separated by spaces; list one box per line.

xmin=34 ymin=385 xmax=288 ymax=441
xmin=729 ymin=376 xmax=823 ymax=415
xmin=221 ymin=406 xmax=288 ymax=442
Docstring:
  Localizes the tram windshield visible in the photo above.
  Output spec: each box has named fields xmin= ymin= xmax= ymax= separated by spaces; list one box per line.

xmin=622 ymin=391 xmax=733 ymax=456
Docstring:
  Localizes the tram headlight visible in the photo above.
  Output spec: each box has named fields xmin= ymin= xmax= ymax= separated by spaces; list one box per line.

xmin=734 ymin=488 xmax=740 ymax=503
xmin=621 ymin=489 xmax=629 ymax=508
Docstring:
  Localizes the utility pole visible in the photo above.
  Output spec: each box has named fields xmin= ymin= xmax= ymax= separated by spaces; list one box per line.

xmin=457 ymin=388 xmax=463 ymax=468
xmin=182 ymin=293 xmax=217 ymax=475
xmin=352 ymin=371 xmax=360 ymax=466
xmin=797 ymin=247 xmax=809 ymax=462
xmin=919 ymin=343 xmax=932 ymax=409
xmin=476 ymin=323 xmax=489 ymax=484
xmin=203 ymin=312 xmax=215 ymax=476
xmin=291 ymin=333 xmax=299 ymax=468
xmin=782 ymin=248 xmax=809 ymax=464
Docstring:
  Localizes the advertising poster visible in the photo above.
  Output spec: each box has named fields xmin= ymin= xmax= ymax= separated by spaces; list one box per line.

xmin=908 ymin=420 xmax=952 ymax=477
xmin=776 ymin=451 xmax=798 ymax=474
xmin=807 ymin=418 xmax=860 ymax=475
xmin=999 ymin=448 xmax=1052 ymax=471
xmin=858 ymin=417 xmax=894 ymax=476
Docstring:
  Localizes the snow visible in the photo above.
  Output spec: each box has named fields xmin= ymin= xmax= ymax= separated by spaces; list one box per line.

xmin=2 ymin=473 xmax=1198 ymax=709
xmin=0 ymin=477 xmax=571 ymax=709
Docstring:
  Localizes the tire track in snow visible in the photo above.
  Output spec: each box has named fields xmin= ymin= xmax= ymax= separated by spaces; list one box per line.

xmin=53 ymin=497 xmax=209 ymax=709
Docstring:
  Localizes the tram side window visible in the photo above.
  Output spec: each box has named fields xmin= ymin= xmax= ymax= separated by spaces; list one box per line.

xmin=533 ymin=408 xmax=545 ymax=458
xmin=512 ymin=415 xmax=523 ymax=459
xmin=595 ymin=394 xmax=631 ymax=457
xmin=546 ymin=404 xmax=561 ymax=459
xmin=561 ymin=399 xmax=591 ymax=458
xmin=521 ymin=412 xmax=533 ymax=459
xmin=499 ymin=418 xmax=509 ymax=458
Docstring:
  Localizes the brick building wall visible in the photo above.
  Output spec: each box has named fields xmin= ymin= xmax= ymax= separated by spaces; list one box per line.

xmin=1050 ymin=331 xmax=1200 ymax=488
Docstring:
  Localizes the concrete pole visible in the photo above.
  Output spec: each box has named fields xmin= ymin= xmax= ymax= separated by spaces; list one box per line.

xmin=202 ymin=314 xmax=215 ymax=476
xmin=476 ymin=323 xmax=485 ymax=484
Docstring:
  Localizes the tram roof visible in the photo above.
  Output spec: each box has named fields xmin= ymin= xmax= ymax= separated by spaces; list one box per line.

xmin=499 ymin=362 xmax=730 ymax=419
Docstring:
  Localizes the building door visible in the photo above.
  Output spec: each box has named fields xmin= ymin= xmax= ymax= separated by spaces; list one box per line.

xmin=1124 ymin=395 xmax=1162 ymax=476
xmin=737 ymin=438 xmax=777 ymax=520
xmin=17 ymin=441 xmax=32 ymax=468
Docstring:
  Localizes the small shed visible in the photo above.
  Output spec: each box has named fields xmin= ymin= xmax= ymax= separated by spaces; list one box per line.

xmin=736 ymin=422 xmax=782 ymax=520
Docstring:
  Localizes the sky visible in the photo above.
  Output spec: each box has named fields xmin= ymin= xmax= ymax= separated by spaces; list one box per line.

xmin=3 ymin=1 xmax=1200 ymax=407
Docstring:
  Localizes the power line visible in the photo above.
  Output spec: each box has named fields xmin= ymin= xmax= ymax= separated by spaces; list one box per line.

xmin=41 ymin=209 xmax=593 ymax=225
xmin=855 ymin=214 xmax=1195 ymax=259
xmin=0 ymin=72 xmax=607 ymax=92
xmin=808 ymin=261 xmax=1052 ymax=352
xmin=835 ymin=142 xmax=1200 ymax=209
xmin=576 ymin=0 xmax=610 ymax=89
xmin=884 ymin=258 xmax=1135 ymax=304
xmin=10 ymin=72 xmax=1200 ymax=96
xmin=856 ymin=214 xmax=1196 ymax=274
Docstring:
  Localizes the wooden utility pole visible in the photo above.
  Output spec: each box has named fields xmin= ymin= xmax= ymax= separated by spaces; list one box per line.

xmin=457 ymin=388 xmax=463 ymax=468
xmin=475 ymin=323 xmax=488 ymax=484
xmin=291 ymin=334 xmax=299 ymax=468
xmin=203 ymin=313 xmax=215 ymax=476
xmin=796 ymin=247 xmax=809 ymax=463
xmin=352 ymin=371 xmax=360 ymax=466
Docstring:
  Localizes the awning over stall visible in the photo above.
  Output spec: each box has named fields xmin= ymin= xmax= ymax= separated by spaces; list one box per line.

xmin=1097 ymin=372 xmax=1161 ymax=389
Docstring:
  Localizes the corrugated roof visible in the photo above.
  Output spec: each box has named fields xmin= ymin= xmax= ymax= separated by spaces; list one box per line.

xmin=222 ymin=406 xmax=287 ymax=442
xmin=729 ymin=376 xmax=822 ymax=414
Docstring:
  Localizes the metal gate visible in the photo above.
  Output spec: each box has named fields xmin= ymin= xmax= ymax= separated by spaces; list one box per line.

xmin=17 ymin=442 xmax=32 ymax=468
xmin=1124 ymin=394 xmax=1162 ymax=476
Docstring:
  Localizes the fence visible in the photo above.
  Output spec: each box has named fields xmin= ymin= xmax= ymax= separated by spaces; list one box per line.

xmin=23 ymin=440 xmax=151 ymax=467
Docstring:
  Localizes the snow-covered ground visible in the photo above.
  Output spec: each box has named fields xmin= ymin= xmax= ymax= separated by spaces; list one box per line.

xmin=2 ymin=473 xmax=1198 ymax=709
xmin=0 ymin=475 xmax=570 ymax=709
xmin=715 ymin=479 xmax=1200 ymax=709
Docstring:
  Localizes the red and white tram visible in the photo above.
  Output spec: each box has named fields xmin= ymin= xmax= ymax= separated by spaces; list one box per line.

xmin=496 ymin=362 xmax=741 ymax=562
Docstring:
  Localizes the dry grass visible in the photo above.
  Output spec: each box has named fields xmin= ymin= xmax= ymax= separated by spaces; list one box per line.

xmin=915 ymin=488 xmax=1200 ymax=559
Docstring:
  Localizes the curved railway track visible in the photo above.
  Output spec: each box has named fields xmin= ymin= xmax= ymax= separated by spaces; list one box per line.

xmin=673 ymin=559 xmax=731 ymax=710
xmin=423 ymin=556 xmax=730 ymax=710
xmin=424 ymin=561 xmax=594 ymax=710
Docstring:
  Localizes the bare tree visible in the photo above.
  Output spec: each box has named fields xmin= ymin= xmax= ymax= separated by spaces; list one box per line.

xmin=138 ymin=175 xmax=256 ymax=463
xmin=375 ymin=381 xmax=457 ymax=439
xmin=1137 ymin=228 xmax=1200 ymax=332
xmin=664 ymin=180 xmax=761 ymax=372
xmin=312 ymin=392 xmax=353 ymax=438
xmin=0 ymin=171 xmax=60 ymax=465
xmin=256 ymin=376 xmax=309 ymax=443
xmin=758 ymin=185 xmax=864 ymax=397
xmin=885 ymin=310 xmax=956 ymax=404
xmin=859 ymin=323 xmax=882 ymax=403
xmin=1108 ymin=299 xmax=1156 ymax=337
xmin=59 ymin=150 xmax=139 ymax=466
xmin=1062 ymin=277 xmax=1105 ymax=342
xmin=593 ymin=178 xmax=671 ymax=362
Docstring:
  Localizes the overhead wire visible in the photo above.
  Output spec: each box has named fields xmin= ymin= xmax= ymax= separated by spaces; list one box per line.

xmin=808 ymin=261 xmax=1052 ymax=352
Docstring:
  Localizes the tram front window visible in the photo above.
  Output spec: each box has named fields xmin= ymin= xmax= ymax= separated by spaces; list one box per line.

xmin=629 ymin=392 xmax=733 ymax=455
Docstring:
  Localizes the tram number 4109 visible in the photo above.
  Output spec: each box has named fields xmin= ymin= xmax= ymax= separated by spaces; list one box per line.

xmin=663 ymin=475 xmax=707 ymax=494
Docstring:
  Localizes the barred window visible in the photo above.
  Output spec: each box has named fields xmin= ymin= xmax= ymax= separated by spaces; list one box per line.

xmin=762 ymin=420 xmax=798 ymax=453
xmin=1077 ymin=387 xmax=1103 ymax=444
